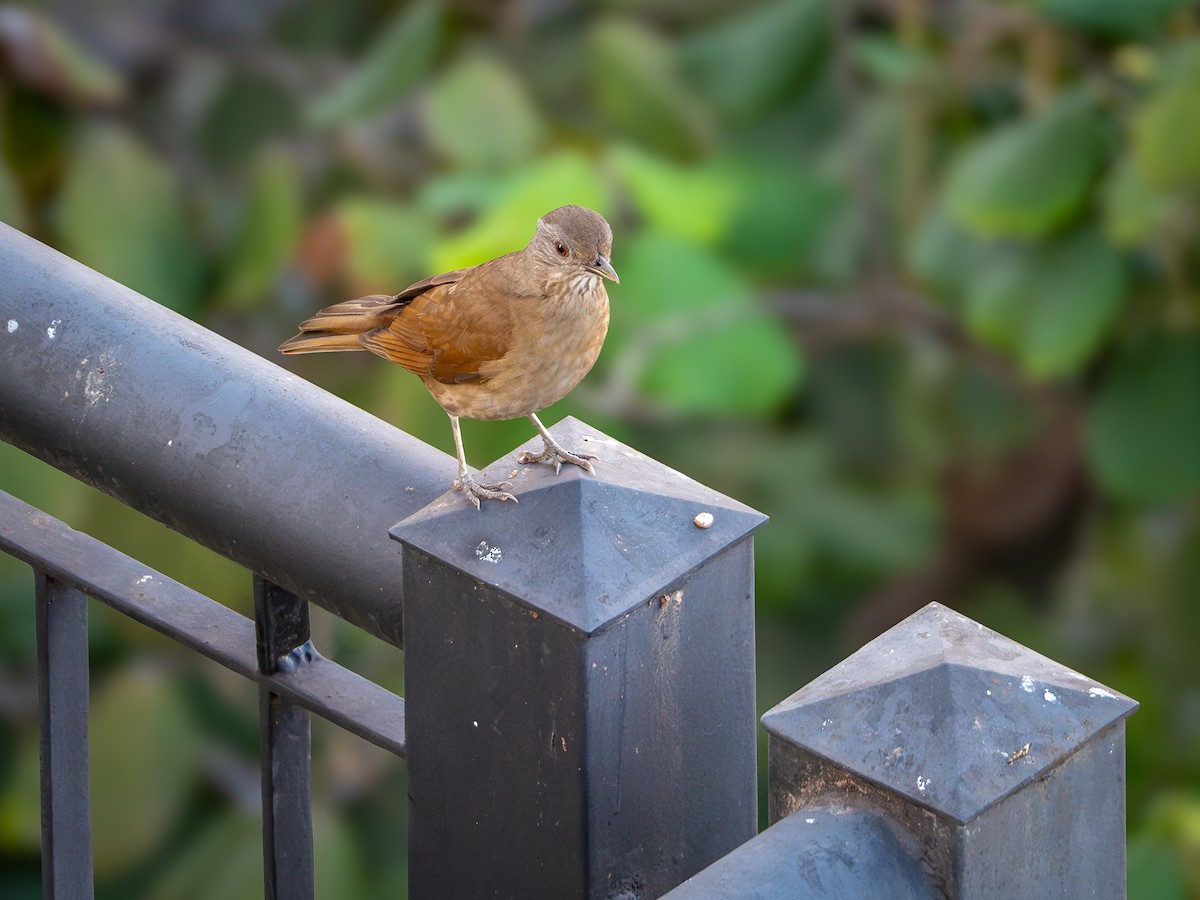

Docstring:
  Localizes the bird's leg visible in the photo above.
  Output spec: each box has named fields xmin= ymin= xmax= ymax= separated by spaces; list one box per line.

xmin=449 ymin=415 xmax=517 ymax=508
xmin=517 ymin=413 xmax=597 ymax=476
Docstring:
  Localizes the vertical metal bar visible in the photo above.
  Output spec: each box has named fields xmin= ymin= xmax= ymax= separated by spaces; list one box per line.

xmin=254 ymin=576 xmax=314 ymax=900
xmin=35 ymin=571 xmax=94 ymax=899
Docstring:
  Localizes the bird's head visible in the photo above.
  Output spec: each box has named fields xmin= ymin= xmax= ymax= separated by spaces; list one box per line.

xmin=531 ymin=205 xmax=619 ymax=284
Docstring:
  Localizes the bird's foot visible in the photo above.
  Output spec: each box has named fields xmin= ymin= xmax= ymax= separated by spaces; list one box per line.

xmin=517 ymin=436 xmax=597 ymax=476
xmin=453 ymin=473 xmax=518 ymax=509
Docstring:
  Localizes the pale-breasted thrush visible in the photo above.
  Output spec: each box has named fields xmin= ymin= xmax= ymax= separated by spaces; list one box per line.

xmin=279 ymin=205 xmax=618 ymax=507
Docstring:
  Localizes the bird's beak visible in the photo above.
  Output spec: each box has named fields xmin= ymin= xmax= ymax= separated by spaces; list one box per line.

xmin=592 ymin=255 xmax=619 ymax=284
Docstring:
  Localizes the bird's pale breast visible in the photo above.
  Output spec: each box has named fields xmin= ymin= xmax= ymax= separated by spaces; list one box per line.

xmin=425 ymin=274 xmax=609 ymax=420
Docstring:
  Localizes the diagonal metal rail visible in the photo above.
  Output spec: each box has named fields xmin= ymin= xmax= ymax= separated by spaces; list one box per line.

xmin=0 ymin=222 xmax=455 ymax=648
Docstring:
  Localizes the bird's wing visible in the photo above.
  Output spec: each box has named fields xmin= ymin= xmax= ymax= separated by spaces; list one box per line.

xmin=393 ymin=267 xmax=475 ymax=303
xmin=290 ymin=294 xmax=399 ymax=334
xmin=360 ymin=260 xmax=519 ymax=385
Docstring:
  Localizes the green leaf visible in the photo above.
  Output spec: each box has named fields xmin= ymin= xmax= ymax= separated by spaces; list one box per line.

xmin=609 ymin=145 xmax=740 ymax=244
xmin=417 ymin=172 xmax=508 ymax=220
xmin=907 ymin=206 xmax=996 ymax=298
xmin=198 ymin=73 xmax=299 ymax=169
xmin=147 ymin=814 xmax=263 ymax=900
xmin=57 ymin=126 xmax=205 ymax=314
xmin=89 ymin=668 xmax=200 ymax=876
xmin=638 ymin=312 xmax=803 ymax=416
xmin=0 ymin=76 xmax=70 ymax=189
xmin=966 ymin=230 xmax=1127 ymax=379
xmin=682 ymin=0 xmax=828 ymax=119
xmin=1086 ymin=334 xmax=1200 ymax=504
xmin=336 ymin=197 xmax=432 ymax=289
xmin=1103 ymin=158 xmax=1180 ymax=246
xmin=804 ymin=343 xmax=902 ymax=469
xmin=0 ymin=8 xmax=125 ymax=104
xmin=588 ymin=17 xmax=714 ymax=158
xmin=219 ymin=153 xmax=303 ymax=304
xmin=851 ymin=37 xmax=931 ymax=86
xmin=1025 ymin=0 xmax=1190 ymax=39
xmin=429 ymin=151 xmax=610 ymax=272
xmin=0 ymin=731 xmax=40 ymax=850
xmin=313 ymin=809 xmax=370 ymax=899
xmin=612 ymin=231 xmax=746 ymax=323
xmin=1131 ymin=70 xmax=1200 ymax=191
xmin=1021 ymin=232 xmax=1127 ymax=379
xmin=797 ymin=473 xmax=936 ymax=571
xmin=944 ymin=97 xmax=1105 ymax=239
xmin=948 ymin=364 xmax=1041 ymax=456
xmin=1126 ymin=835 xmax=1188 ymax=900
xmin=422 ymin=53 xmax=544 ymax=170
xmin=614 ymin=144 xmax=849 ymax=277
xmin=741 ymin=438 xmax=936 ymax=582
xmin=721 ymin=157 xmax=847 ymax=279
xmin=306 ymin=1 xmax=442 ymax=126
xmin=612 ymin=232 xmax=802 ymax=416
xmin=964 ymin=249 xmax=1033 ymax=349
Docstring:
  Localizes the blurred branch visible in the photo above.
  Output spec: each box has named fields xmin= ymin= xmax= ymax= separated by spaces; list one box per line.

xmin=765 ymin=278 xmax=1071 ymax=413
xmin=211 ymin=38 xmax=327 ymax=99
xmin=583 ymin=276 xmax=1070 ymax=426
xmin=583 ymin=304 xmax=747 ymax=425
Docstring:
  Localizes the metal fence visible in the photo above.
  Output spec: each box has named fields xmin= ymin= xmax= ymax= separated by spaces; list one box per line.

xmin=0 ymin=223 xmax=1137 ymax=899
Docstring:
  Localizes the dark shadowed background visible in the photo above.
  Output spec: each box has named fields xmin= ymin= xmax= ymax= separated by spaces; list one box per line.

xmin=1 ymin=1 xmax=1198 ymax=897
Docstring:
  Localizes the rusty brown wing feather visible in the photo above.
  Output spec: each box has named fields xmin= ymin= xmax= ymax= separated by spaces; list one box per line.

xmin=393 ymin=267 xmax=474 ymax=303
xmin=278 ymin=267 xmax=477 ymax=355
xmin=278 ymin=294 xmax=400 ymax=353
xmin=360 ymin=265 xmax=518 ymax=384
xmin=297 ymin=294 xmax=397 ymax=331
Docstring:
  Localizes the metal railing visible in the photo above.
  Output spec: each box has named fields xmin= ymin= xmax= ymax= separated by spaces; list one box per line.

xmin=0 ymin=225 xmax=455 ymax=645
xmin=1 ymin=491 xmax=405 ymax=896
xmin=0 ymin=223 xmax=1138 ymax=898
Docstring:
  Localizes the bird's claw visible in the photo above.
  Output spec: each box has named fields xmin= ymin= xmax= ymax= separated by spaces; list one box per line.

xmin=454 ymin=474 xmax=518 ymax=509
xmin=517 ymin=445 xmax=597 ymax=477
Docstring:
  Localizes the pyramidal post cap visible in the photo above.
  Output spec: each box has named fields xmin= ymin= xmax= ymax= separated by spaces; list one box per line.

xmin=761 ymin=602 xmax=1138 ymax=824
xmin=390 ymin=416 xmax=767 ymax=635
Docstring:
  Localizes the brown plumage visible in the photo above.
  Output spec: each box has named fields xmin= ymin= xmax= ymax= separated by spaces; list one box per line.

xmin=280 ymin=205 xmax=618 ymax=507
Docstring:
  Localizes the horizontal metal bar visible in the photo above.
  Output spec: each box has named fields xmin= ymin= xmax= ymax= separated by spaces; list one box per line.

xmin=0 ymin=489 xmax=406 ymax=757
xmin=0 ymin=223 xmax=456 ymax=648
xmin=269 ymin=647 xmax=405 ymax=757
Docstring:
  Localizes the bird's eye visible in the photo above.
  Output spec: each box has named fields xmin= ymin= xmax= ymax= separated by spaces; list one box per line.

xmin=554 ymin=241 xmax=568 ymax=257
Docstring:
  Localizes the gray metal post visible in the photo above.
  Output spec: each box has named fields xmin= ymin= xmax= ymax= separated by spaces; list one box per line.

xmin=760 ymin=602 xmax=1138 ymax=898
xmin=393 ymin=417 xmax=766 ymax=899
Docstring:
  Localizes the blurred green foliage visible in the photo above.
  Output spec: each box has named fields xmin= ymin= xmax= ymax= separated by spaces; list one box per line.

xmin=1 ymin=0 xmax=1199 ymax=896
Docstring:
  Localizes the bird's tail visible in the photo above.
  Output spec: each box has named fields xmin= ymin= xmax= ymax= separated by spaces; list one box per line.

xmin=278 ymin=294 xmax=401 ymax=354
